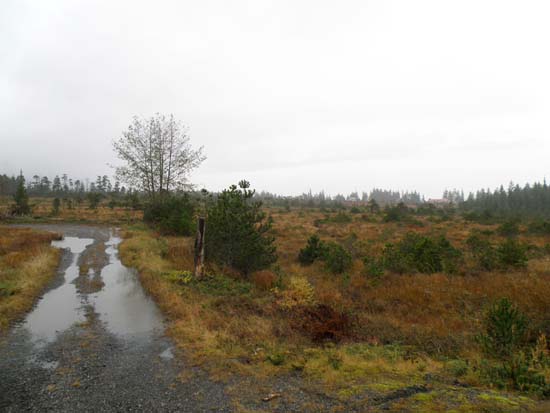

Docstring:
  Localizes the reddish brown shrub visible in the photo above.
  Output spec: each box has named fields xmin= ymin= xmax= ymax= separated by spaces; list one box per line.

xmin=252 ymin=270 xmax=278 ymax=291
xmin=295 ymin=304 xmax=353 ymax=343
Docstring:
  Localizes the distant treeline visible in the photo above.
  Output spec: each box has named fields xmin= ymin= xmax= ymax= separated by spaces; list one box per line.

xmin=0 ymin=173 xmax=426 ymax=207
xmin=0 ymin=173 xmax=130 ymax=197
xmin=3 ymin=172 xmax=550 ymax=218
xmin=257 ymin=182 xmax=550 ymax=219
xmin=252 ymin=182 xmax=550 ymax=220
xmin=460 ymin=181 xmax=550 ymax=218
xmin=255 ymin=189 xmax=424 ymax=208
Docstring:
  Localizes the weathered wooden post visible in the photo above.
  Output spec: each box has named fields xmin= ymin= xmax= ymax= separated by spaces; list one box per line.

xmin=194 ymin=217 xmax=206 ymax=278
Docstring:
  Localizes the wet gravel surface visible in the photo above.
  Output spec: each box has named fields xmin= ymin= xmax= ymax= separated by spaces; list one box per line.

xmin=0 ymin=224 xmax=232 ymax=412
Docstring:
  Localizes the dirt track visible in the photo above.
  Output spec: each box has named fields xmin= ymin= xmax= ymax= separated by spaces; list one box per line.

xmin=0 ymin=224 xmax=231 ymax=412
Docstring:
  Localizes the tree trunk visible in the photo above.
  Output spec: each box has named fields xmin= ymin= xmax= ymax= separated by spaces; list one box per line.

xmin=194 ymin=217 xmax=206 ymax=278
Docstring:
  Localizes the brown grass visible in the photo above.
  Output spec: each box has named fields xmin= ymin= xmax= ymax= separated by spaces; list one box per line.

xmin=118 ymin=208 xmax=550 ymax=409
xmin=267 ymin=209 xmax=550 ymax=353
xmin=0 ymin=226 xmax=61 ymax=331
xmin=0 ymin=196 xmax=142 ymax=225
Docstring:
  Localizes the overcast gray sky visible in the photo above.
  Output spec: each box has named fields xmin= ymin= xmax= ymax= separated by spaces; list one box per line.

xmin=1 ymin=1 xmax=549 ymax=198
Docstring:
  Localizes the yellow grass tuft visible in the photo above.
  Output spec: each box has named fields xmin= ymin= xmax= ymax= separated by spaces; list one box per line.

xmin=0 ymin=226 xmax=61 ymax=331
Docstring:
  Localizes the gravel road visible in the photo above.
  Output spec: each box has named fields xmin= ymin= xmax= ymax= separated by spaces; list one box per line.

xmin=0 ymin=224 xmax=232 ymax=412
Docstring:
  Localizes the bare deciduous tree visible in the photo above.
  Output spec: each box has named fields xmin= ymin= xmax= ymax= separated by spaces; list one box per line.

xmin=113 ymin=114 xmax=205 ymax=197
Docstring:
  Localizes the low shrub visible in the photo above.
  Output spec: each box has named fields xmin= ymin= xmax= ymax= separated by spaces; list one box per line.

xmin=328 ymin=212 xmax=353 ymax=224
xmin=467 ymin=233 xmax=528 ymax=271
xmin=416 ymin=204 xmax=438 ymax=216
xmin=143 ymin=194 xmax=195 ymax=236
xmin=497 ymin=239 xmax=528 ymax=269
xmin=267 ymin=353 xmax=286 ymax=366
xmin=298 ymin=304 xmax=352 ymax=342
xmin=277 ymin=276 xmax=316 ymax=310
xmin=497 ymin=220 xmax=520 ymax=237
xmin=527 ymin=220 xmax=550 ymax=235
xmin=362 ymin=256 xmax=385 ymax=278
xmin=383 ymin=203 xmax=410 ymax=223
xmin=382 ymin=232 xmax=462 ymax=274
xmin=408 ymin=218 xmax=425 ymax=227
xmin=193 ymin=274 xmax=252 ymax=297
xmin=252 ymin=270 xmax=278 ymax=291
xmin=446 ymin=359 xmax=469 ymax=377
xmin=466 ymin=233 xmax=498 ymax=271
xmin=298 ymin=235 xmax=326 ymax=265
xmin=323 ymin=242 xmax=353 ymax=274
xmin=297 ymin=236 xmax=352 ymax=274
xmin=360 ymin=213 xmax=376 ymax=223
xmin=480 ymin=354 xmax=549 ymax=394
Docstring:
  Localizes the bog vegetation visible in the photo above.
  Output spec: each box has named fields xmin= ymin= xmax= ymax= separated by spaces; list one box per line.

xmin=5 ymin=122 xmax=550 ymax=410
xmin=99 ymin=177 xmax=550 ymax=410
xmin=5 ymin=171 xmax=550 ymax=408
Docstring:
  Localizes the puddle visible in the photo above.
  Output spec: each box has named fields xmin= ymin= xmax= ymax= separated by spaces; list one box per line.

xmin=29 ymin=356 xmax=59 ymax=371
xmin=22 ymin=237 xmax=93 ymax=344
xmin=160 ymin=347 xmax=174 ymax=360
xmin=23 ymin=280 xmax=84 ymax=344
xmin=90 ymin=235 xmax=164 ymax=336
xmin=19 ymin=229 xmax=163 ymax=346
xmin=52 ymin=237 xmax=94 ymax=255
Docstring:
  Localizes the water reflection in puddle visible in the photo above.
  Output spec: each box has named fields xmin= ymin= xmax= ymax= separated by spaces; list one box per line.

xmin=90 ymin=235 xmax=164 ymax=336
xmin=20 ymin=230 xmax=163 ymax=346
xmin=52 ymin=237 xmax=94 ymax=255
xmin=29 ymin=355 xmax=59 ymax=371
xmin=160 ymin=347 xmax=174 ymax=360
xmin=23 ymin=237 xmax=93 ymax=345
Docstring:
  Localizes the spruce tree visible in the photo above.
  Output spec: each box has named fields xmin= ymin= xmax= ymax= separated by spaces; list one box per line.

xmin=12 ymin=171 xmax=30 ymax=215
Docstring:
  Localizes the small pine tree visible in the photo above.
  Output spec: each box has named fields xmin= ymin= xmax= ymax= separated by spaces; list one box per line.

xmin=52 ymin=198 xmax=61 ymax=216
xmin=298 ymin=235 xmax=326 ymax=265
xmin=12 ymin=171 xmax=30 ymax=215
xmin=323 ymin=242 xmax=352 ymax=274
xmin=497 ymin=239 xmax=527 ymax=269
xmin=206 ymin=180 xmax=277 ymax=276
xmin=477 ymin=298 xmax=541 ymax=390
xmin=479 ymin=298 xmax=528 ymax=360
